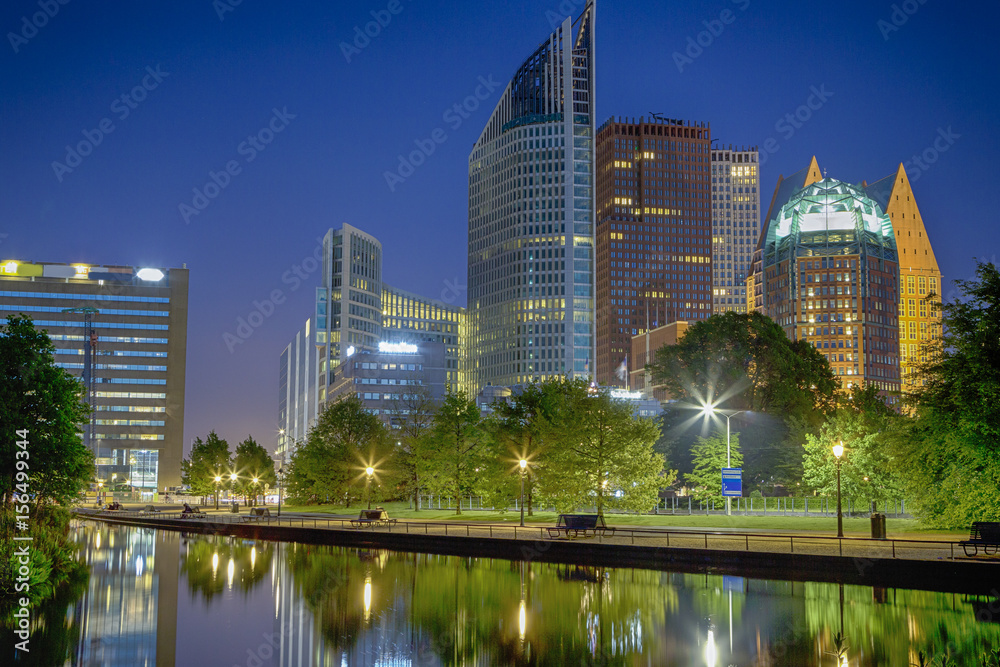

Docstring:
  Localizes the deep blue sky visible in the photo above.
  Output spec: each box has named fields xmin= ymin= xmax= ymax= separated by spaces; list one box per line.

xmin=2 ymin=0 xmax=998 ymax=453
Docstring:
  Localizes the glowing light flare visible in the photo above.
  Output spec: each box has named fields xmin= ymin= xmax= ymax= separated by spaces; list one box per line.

xmin=833 ymin=442 xmax=844 ymax=459
xmin=519 ymin=459 xmax=527 ymax=470
xmin=366 ymin=467 xmax=374 ymax=477
xmin=227 ymin=557 xmax=235 ymax=588
xmin=211 ymin=552 xmax=219 ymax=577
xmin=704 ymin=629 xmax=717 ymax=667
xmin=136 ymin=268 xmax=165 ymax=281
xmin=136 ymin=556 xmax=143 ymax=577
xmin=518 ymin=600 xmax=526 ymax=641
xmin=251 ymin=547 xmax=256 ymax=570
xmin=363 ymin=577 xmax=372 ymax=621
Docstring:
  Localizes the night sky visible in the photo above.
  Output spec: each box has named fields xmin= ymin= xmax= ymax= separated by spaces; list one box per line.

xmin=3 ymin=0 xmax=997 ymax=454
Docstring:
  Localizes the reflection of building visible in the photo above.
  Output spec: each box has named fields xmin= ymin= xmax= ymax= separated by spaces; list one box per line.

xmin=467 ymin=3 xmax=596 ymax=390
xmin=595 ymin=116 xmax=712 ymax=387
xmin=753 ymin=177 xmax=900 ymax=393
xmin=0 ymin=260 xmax=188 ymax=491
xmin=279 ymin=225 xmax=466 ymax=450
xmin=711 ymin=146 xmax=760 ymax=314
xmin=629 ymin=321 xmax=689 ymax=401
xmin=69 ymin=523 xmax=180 ymax=666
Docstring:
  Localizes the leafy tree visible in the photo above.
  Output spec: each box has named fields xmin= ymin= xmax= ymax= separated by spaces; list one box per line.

xmin=416 ymin=388 xmax=486 ymax=515
xmin=1 ymin=315 xmax=93 ymax=508
xmin=181 ymin=431 xmax=232 ymax=505
xmin=286 ymin=394 xmax=393 ymax=506
xmin=541 ymin=380 xmax=668 ymax=514
xmin=686 ymin=431 xmax=743 ymax=502
xmin=647 ymin=311 xmax=838 ymax=424
xmin=892 ymin=261 xmax=1000 ymax=526
xmin=801 ymin=385 xmax=905 ymax=507
xmin=233 ymin=436 xmax=277 ymax=504
xmin=386 ymin=385 xmax=438 ymax=510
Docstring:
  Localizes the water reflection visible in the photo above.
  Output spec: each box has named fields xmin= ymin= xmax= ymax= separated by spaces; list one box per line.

xmin=40 ymin=523 xmax=1000 ymax=665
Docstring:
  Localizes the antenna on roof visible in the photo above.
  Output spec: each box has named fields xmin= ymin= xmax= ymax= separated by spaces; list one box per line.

xmin=649 ymin=112 xmax=666 ymax=122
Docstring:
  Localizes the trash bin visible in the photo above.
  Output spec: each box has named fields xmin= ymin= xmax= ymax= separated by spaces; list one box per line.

xmin=870 ymin=512 xmax=886 ymax=539
xmin=230 ymin=501 xmax=239 ymax=514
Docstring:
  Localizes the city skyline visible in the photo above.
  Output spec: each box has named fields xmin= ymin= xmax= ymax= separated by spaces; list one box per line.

xmin=3 ymin=0 xmax=998 ymax=451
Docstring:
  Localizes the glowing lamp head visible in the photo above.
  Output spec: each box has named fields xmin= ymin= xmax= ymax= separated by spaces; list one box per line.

xmin=136 ymin=268 xmax=165 ymax=281
xmin=252 ymin=477 xmax=259 ymax=484
xmin=366 ymin=466 xmax=374 ymax=477
xmin=230 ymin=473 xmax=237 ymax=481
xmin=833 ymin=442 xmax=844 ymax=459
xmin=519 ymin=459 xmax=527 ymax=470
xmin=701 ymin=403 xmax=715 ymax=417
xmin=214 ymin=476 xmax=222 ymax=483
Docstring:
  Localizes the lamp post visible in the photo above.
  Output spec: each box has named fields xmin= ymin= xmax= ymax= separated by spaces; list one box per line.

xmin=276 ymin=468 xmax=283 ymax=517
xmin=214 ymin=475 xmax=222 ymax=510
xmin=98 ymin=480 xmax=104 ymax=506
xmin=365 ymin=466 xmax=375 ymax=509
xmin=519 ymin=459 xmax=528 ymax=527
xmin=230 ymin=472 xmax=238 ymax=507
xmin=252 ymin=477 xmax=259 ymax=507
xmin=701 ymin=405 xmax=746 ymax=516
xmin=833 ymin=442 xmax=844 ymax=538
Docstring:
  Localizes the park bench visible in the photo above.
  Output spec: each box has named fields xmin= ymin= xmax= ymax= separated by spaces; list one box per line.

xmin=142 ymin=505 xmax=160 ymax=514
xmin=241 ymin=507 xmax=271 ymax=522
xmin=178 ymin=507 xmax=207 ymax=519
xmin=546 ymin=514 xmax=614 ymax=539
xmin=350 ymin=508 xmax=397 ymax=528
xmin=959 ymin=521 xmax=1000 ymax=557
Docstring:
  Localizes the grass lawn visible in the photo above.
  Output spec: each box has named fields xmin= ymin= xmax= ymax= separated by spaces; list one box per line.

xmin=276 ymin=501 xmax=963 ymax=538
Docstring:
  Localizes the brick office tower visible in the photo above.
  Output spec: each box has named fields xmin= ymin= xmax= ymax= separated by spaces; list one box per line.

xmin=595 ymin=116 xmax=712 ymax=387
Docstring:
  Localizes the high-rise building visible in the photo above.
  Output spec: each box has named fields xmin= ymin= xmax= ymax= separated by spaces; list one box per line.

xmin=711 ymin=146 xmax=760 ymax=314
xmin=754 ymin=177 xmax=901 ymax=393
xmin=862 ymin=164 xmax=942 ymax=391
xmin=467 ymin=2 xmax=596 ymax=390
xmin=280 ymin=225 xmax=466 ymax=446
xmin=594 ymin=116 xmax=713 ymax=387
xmin=0 ymin=260 xmax=188 ymax=493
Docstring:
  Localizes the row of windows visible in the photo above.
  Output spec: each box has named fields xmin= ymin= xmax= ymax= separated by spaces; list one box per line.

xmin=0 ymin=289 xmax=169 ymax=303
xmin=353 ymin=362 xmax=422 ymax=371
xmin=98 ymin=378 xmax=167 ymax=385
xmin=95 ymin=419 xmax=165 ymax=426
xmin=94 ymin=391 xmax=166 ymax=399
xmin=48 ymin=334 xmax=168 ymax=344
xmin=56 ymin=348 xmax=167 ymax=358
xmin=57 ymin=362 xmax=166 ymax=372
xmin=353 ymin=378 xmax=423 ymax=386
xmin=0 ymin=304 xmax=167 ymax=317
xmin=99 ymin=433 xmax=164 ymax=440
xmin=96 ymin=405 xmax=165 ymax=413
xmin=25 ymin=319 xmax=168 ymax=331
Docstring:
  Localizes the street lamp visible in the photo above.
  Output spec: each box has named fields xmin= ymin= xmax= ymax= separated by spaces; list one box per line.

xmin=214 ymin=475 xmax=222 ymax=510
xmin=252 ymin=477 xmax=259 ymax=507
xmin=276 ymin=467 xmax=283 ymax=517
xmin=519 ymin=459 xmax=528 ymax=527
xmin=365 ymin=466 xmax=375 ymax=510
xmin=701 ymin=405 xmax=746 ymax=516
xmin=833 ymin=442 xmax=844 ymax=538
xmin=230 ymin=473 xmax=238 ymax=507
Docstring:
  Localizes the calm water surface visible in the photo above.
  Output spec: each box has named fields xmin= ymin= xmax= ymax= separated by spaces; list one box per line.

xmin=20 ymin=522 xmax=1000 ymax=665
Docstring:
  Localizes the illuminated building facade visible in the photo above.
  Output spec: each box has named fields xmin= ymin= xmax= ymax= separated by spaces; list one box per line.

xmin=629 ymin=321 xmax=689 ymax=401
xmin=279 ymin=225 xmax=466 ymax=448
xmin=862 ymin=164 xmax=942 ymax=391
xmin=468 ymin=2 xmax=596 ymax=390
xmin=755 ymin=178 xmax=900 ymax=392
xmin=711 ymin=146 xmax=760 ymax=314
xmin=595 ymin=116 xmax=712 ymax=387
xmin=0 ymin=260 xmax=188 ymax=492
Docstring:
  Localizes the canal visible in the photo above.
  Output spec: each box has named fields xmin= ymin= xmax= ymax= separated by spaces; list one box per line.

xmin=8 ymin=521 xmax=1000 ymax=665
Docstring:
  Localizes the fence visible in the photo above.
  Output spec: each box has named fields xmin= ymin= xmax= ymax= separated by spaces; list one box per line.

xmin=413 ymin=495 xmax=909 ymax=518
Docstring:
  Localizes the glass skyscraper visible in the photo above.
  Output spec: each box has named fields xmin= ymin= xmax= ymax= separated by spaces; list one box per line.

xmin=468 ymin=2 xmax=596 ymax=389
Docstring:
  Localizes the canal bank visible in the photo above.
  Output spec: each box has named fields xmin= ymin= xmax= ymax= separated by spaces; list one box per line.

xmin=74 ymin=509 xmax=998 ymax=596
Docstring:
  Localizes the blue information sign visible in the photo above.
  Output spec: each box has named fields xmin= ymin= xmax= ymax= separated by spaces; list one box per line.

xmin=721 ymin=468 xmax=742 ymax=497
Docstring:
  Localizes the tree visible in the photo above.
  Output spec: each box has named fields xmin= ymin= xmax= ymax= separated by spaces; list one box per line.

xmin=233 ymin=436 xmax=277 ymax=505
xmin=801 ymin=385 xmax=905 ymax=507
xmin=686 ymin=431 xmax=743 ymax=502
xmin=286 ymin=395 xmax=393 ymax=506
xmin=1 ymin=315 xmax=93 ymax=508
xmin=541 ymin=380 xmax=668 ymax=514
xmin=647 ymin=311 xmax=838 ymax=424
xmin=892 ymin=261 xmax=1000 ymax=526
xmin=181 ymin=431 xmax=232 ymax=506
xmin=386 ymin=385 xmax=438 ymax=510
xmin=416 ymin=388 xmax=486 ymax=515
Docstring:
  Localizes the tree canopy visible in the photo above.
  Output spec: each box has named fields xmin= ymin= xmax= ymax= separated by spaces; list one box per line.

xmin=891 ymin=261 xmax=1000 ymax=526
xmin=181 ymin=431 xmax=232 ymax=502
xmin=233 ymin=436 xmax=277 ymax=503
xmin=647 ymin=311 xmax=838 ymax=423
xmin=686 ymin=431 xmax=742 ymax=502
xmin=1 ymin=315 xmax=93 ymax=507
xmin=415 ymin=388 xmax=487 ymax=514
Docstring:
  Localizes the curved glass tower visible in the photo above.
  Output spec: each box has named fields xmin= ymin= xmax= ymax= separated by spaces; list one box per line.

xmin=468 ymin=2 xmax=596 ymax=390
xmin=760 ymin=178 xmax=900 ymax=393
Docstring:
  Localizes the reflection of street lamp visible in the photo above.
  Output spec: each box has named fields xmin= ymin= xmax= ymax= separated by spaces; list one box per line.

xmin=214 ymin=475 xmax=222 ymax=510
xmin=519 ymin=459 xmax=528 ymax=527
xmin=701 ymin=405 xmax=746 ymax=516
xmin=365 ymin=466 xmax=375 ymax=509
xmin=833 ymin=442 xmax=844 ymax=538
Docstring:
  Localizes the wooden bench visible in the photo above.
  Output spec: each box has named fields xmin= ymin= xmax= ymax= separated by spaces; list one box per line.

xmin=142 ymin=505 xmax=161 ymax=514
xmin=241 ymin=507 xmax=271 ymax=522
xmin=350 ymin=509 xmax=397 ymax=528
xmin=179 ymin=507 xmax=207 ymax=519
xmin=959 ymin=521 xmax=1000 ymax=557
xmin=546 ymin=514 xmax=614 ymax=539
